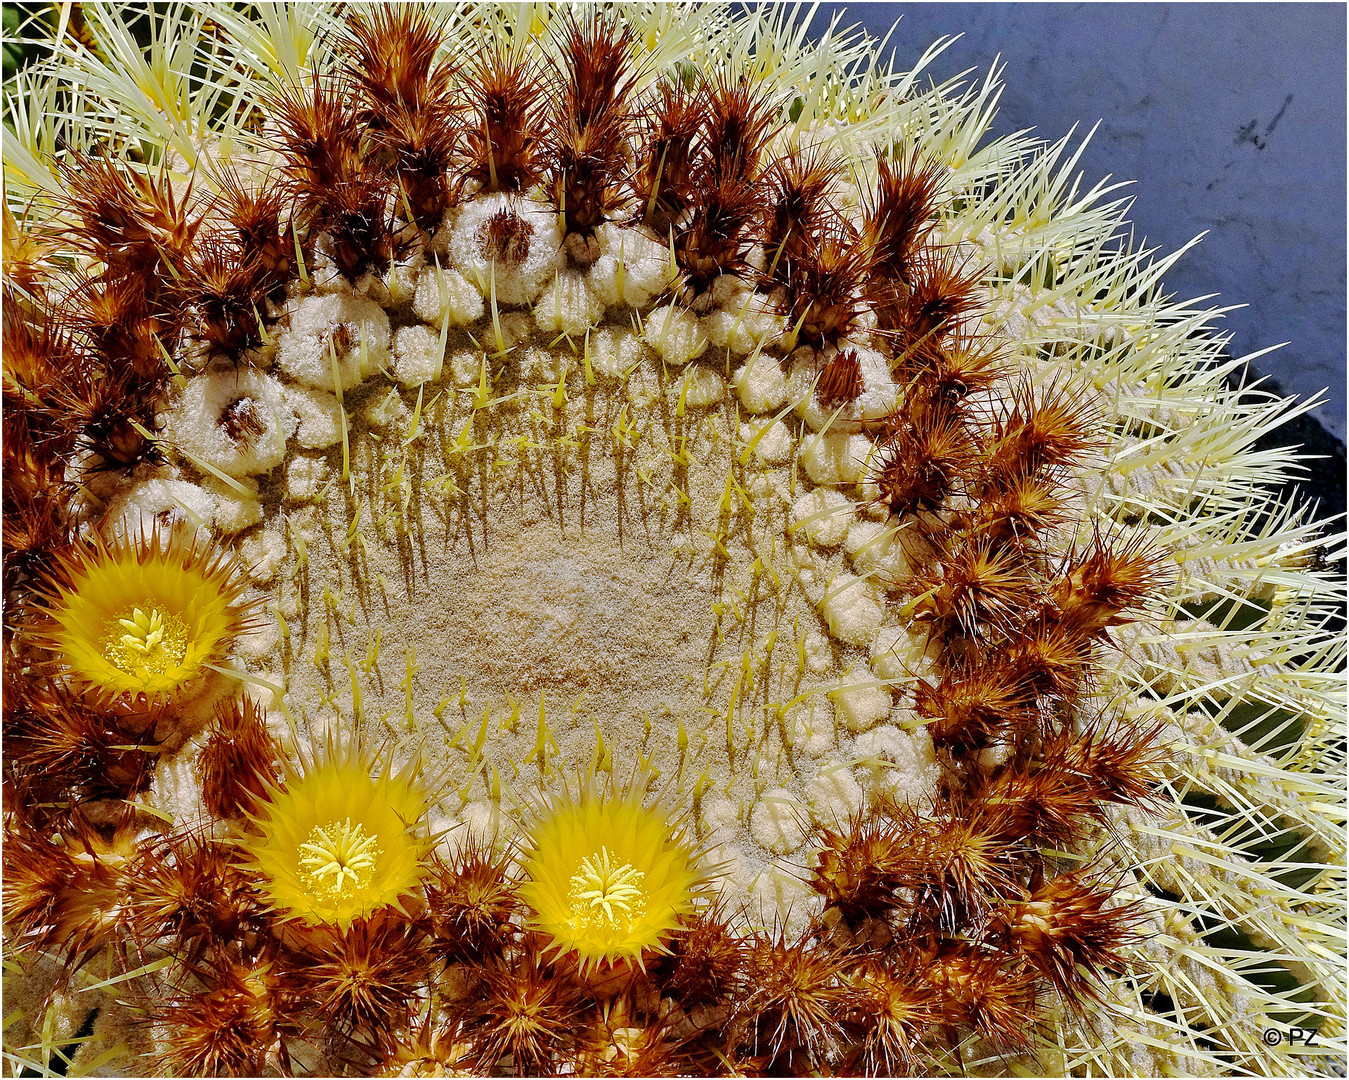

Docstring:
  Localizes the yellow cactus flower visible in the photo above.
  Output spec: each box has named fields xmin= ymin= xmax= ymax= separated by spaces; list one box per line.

xmin=32 ymin=525 xmax=253 ymax=705
xmin=517 ymin=773 xmax=708 ymax=975
xmin=243 ymin=738 xmax=432 ymax=930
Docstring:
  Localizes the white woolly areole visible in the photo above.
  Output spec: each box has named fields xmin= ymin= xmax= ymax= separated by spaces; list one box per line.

xmin=277 ymin=292 xmax=390 ymax=390
xmin=587 ymin=326 xmax=649 ymax=380
xmin=412 ymin=264 xmax=484 ymax=329
xmin=805 ymin=761 xmax=865 ymax=825
xmin=102 ymin=475 xmax=261 ymax=538
xmin=391 ymin=323 xmax=444 ymax=388
xmin=750 ymin=787 xmax=809 ymax=855
xmin=162 ymin=368 xmax=294 ymax=478
xmin=644 ymin=303 xmax=708 ymax=367
xmin=590 ymin=222 xmax=673 ymax=308
xmin=852 ymin=724 xmax=941 ymax=808
xmin=283 ymin=384 xmax=344 ymax=449
xmin=790 ymin=342 xmax=899 ymax=429
xmin=534 ymin=269 xmax=605 ymax=337
xmin=819 ymin=573 xmax=886 ymax=648
xmin=741 ymin=420 xmax=794 ymax=464
xmin=446 ymin=193 xmax=562 ymax=306
xmin=791 ymin=487 xmax=855 ymax=548
xmin=732 ymin=351 xmax=791 ymax=413
xmin=830 ymin=668 xmax=893 ymax=733
xmin=799 ymin=431 xmax=874 ymax=488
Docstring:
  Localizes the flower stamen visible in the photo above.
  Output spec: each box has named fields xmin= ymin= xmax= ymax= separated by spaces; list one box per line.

xmin=568 ymin=846 xmax=647 ymax=930
xmin=103 ymin=605 xmax=189 ymax=677
xmin=299 ymin=818 xmax=381 ymax=898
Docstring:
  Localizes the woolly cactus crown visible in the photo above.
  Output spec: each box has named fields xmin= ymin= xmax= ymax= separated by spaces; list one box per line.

xmin=2 ymin=3 xmax=1343 ymax=1077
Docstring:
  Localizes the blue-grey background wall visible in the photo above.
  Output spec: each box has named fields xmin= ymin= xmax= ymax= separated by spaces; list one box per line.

xmin=805 ymin=2 xmax=1347 ymax=453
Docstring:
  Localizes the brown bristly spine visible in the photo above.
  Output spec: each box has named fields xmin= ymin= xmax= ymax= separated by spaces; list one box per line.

xmin=980 ymin=376 xmax=1099 ymax=485
xmin=816 ymin=347 xmax=865 ymax=409
xmin=271 ymin=76 xmax=404 ymax=280
xmin=153 ymin=958 xmax=298 ymax=1079
xmin=459 ymin=43 xmax=546 ymax=195
xmin=730 ymin=930 xmax=848 ymax=1072
xmin=292 ymin=910 xmax=426 ymax=1055
xmin=1 ymin=807 xmax=138 ymax=972
xmin=199 ymin=695 xmax=282 ymax=820
xmin=456 ymin=947 xmax=581 ymax=1076
xmin=884 ymin=243 xmax=988 ymax=352
xmin=870 ymin=398 xmax=978 ymax=518
xmin=544 ymin=12 xmax=637 ymax=250
xmin=208 ymin=168 xmax=293 ymax=298
xmin=762 ymin=144 xmax=845 ymax=280
xmin=632 ymin=76 xmax=702 ymax=232
xmin=175 ymin=236 xmax=270 ymax=362
xmin=923 ymin=941 xmax=1039 ymax=1052
xmin=913 ymin=656 xmax=1040 ymax=752
xmin=841 ymin=956 xmax=934 ymax=1076
xmin=998 ymin=868 xmax=1143 ymax=1012
xmin=5 ymin=680 xmax=159 ymax=803
xmin=126 ymin=830 xmax=268 ymax=966
xmin=863 ymin=145 xmax=947 ymax=285
xmin=59 ymin=151 xmax=201 ymax=297
xmin=423 ymin=833 xmax=519 ymax=964
xmin=777 ymin=218 xmax=871 ymax=347
xmin=652 ymin=900 xmax=746 ymax=1008
xmin=809 ymin=812 xmax=908 ymax=926
xmin=343 ymin=7 xmax=460 ymax=232
xmin=669 ymin=73 xmax=780 ymax=295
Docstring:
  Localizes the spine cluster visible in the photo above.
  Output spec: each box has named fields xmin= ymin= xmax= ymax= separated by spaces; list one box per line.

xmin=0 ymin=6 xmax=1183 ymax=1077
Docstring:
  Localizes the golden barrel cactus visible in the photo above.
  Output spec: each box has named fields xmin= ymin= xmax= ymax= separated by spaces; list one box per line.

xmin=2 ymin=3 xmax=1342 ymax=1076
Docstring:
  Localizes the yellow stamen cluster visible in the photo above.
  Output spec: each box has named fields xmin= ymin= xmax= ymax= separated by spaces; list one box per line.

xmin=568 ymin=847 xmax=647 ymax=931
xmin=102 ymin=605 xmax=189 ymax=678
xmin=299 ymin=819 xmax=382 ymax=899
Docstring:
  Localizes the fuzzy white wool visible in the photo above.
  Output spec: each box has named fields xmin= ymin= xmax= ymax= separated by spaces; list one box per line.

xmin=700 ymin=792 xmax=739 ymax=833
xmin=163 ymin=369 xmax=294 ymax=478
xmin=732 ymin=351 xmax=791 ymax=413
xmin=869 ymin=624 xmax=933 ymax=682
xmin=791 ymin=487 xmax=854 ymax=547
xmin=102 ymin=475 xmax=258 ymax=539
xmin=391 ymin=323 xmax=445 ymax=387
xmin=830 ymin=669 xmax=892 ymax=732
xmin=587 ymin=325 xmax=649 ymax=380
xmin=750 ymin=787 xmax=808 ymax=854
xmin=284 ymin=384 xmax=344 ymax=449
xmin=799 ymin=431 xmax=873 ymax=488
xmin=362 ymin=386 xmax=407 ymax=430
xmin=740 ymin=420 xmax=794 ymax=465
xmin=590 ymin=222 xmax=673 ymax=308
xmin=673 ymin=365 xmax=727 ymax=409
xmin=852 ymin=724 xmax=940 ymax=808
xmin=818 ymin=572 xmax=885 ymax=647
xmin=285 ymin=455 xmax=327 ymax=502
xmin=644 ymin=303 xmax=707 ymax=367
xmin=412 ymin=264 xmax=484 ymax=329
xmin=805 ymin=761 xmax=864 ymax=825
xmin=791 ymin=343 xmax=898 ymax=430
xmin=446 ymin=193 xmax=562 ymax=306
xmin=200 ymin=473 xmax=264 ymax=533
xmin=534 ymin=269 xmax=605 ymax=337
xmin=383 ymin=255 xmax=423 ymax=312
xmin=277 ymin=292 xmax=390 ymax=390
xmin=781 ymin=696 xmax=835 ymax=756
xmin=238 ymin=526 xmax=285 ymax=585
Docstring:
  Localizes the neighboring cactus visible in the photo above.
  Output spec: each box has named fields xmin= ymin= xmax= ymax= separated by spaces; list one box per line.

xmin=2 ymin=3 xmax=1342 ymax=1077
